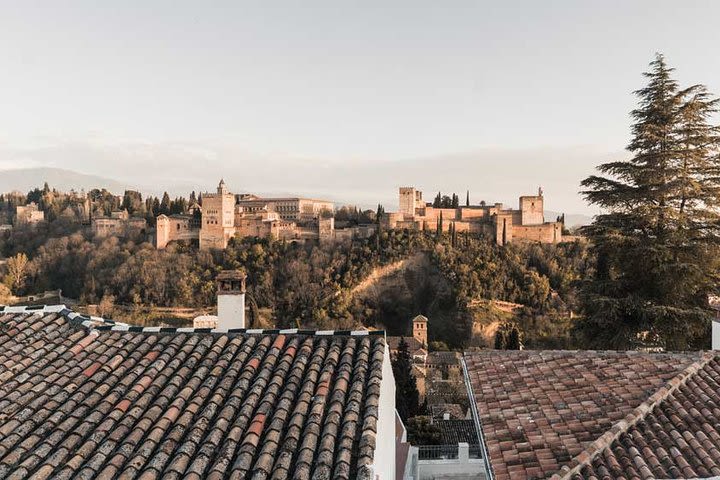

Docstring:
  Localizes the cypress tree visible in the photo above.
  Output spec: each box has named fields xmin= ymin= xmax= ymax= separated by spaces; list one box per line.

xmin=433 ymin=192 xmax=441 ymax=208
xmin=466 ymin=190 xmax=470 ymax=207
xmin=392 ymin=337 xmax=420 ymax=421
xmin=579 ymin=54 xmax=720 ymax=350
xmin=160 ymin=192 xmax=171 ymax=215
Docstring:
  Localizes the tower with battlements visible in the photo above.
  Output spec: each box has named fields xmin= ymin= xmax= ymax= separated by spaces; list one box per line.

xmin=199 ymin=179 xmax=237 ymax=250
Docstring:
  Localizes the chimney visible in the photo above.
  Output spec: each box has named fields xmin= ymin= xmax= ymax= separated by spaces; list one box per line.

xmin=710 ymin=296 xmax=720 ymax=350
xmin=217 ymin=270 xmax=247 ymax=329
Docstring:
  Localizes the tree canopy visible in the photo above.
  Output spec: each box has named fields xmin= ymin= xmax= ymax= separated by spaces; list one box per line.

xmin=579 ymin=54 xmax=720 ymax=350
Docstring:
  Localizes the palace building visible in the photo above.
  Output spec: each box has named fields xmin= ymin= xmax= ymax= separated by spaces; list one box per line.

xmin=383 ymin=186 xmax=563 ymax=245
xmin=156 ymin=180 xmax=342 ymax=250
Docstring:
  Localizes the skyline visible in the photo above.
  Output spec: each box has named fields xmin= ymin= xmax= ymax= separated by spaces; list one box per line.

xmin=2 ymin=1 xmax=720 ymax=214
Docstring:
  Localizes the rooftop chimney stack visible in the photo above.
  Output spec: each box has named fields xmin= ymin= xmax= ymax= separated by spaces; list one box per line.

xmin=710 ymin=296 xmax=720 ymax=350
xmin=217 ymin=270 xmax=247 ymax=330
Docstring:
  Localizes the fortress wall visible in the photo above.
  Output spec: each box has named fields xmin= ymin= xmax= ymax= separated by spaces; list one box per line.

xmin=459 ymin=208 xmax=489 ymax=220
xmin=511 ymin=222 xmax=562 ymax=243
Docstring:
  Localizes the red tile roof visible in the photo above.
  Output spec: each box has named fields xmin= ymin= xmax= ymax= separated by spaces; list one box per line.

xmin=0 ymin=307 xmax=386 ymax=479
xmin=568 ymin=353 xmax=720 ymax=480
xmin=464 ymin=350 xmax=702 ymax=480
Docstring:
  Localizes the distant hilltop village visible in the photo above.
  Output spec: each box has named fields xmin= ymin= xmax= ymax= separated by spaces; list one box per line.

xmin=383 ymin=186 xmax=563 ymax=245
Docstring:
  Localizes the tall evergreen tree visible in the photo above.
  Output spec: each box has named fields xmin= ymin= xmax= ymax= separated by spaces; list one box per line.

xmin=579 ymin=54 xmax=720 ymax=350
xmin=433 ymin=192 xmax=441 ymax=208
xmin=392 ymin=337 xmax=420 ymax=421
xmin=466 ymin=190 xmax=470 ymax=207
xmin=160 ymin=192 xmax=171 ymax=215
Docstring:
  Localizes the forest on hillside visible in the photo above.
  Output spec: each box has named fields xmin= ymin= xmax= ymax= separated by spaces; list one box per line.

xmin=1 ymin=211 xmax=591 ymax=349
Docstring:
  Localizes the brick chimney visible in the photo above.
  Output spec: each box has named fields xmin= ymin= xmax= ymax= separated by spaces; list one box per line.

xmin=217 ymin=270 xmax=246 ymax=330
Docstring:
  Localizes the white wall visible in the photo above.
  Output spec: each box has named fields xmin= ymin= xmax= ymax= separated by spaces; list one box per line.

xmin=713 ymin=319 xmax=720 ymax=350
xmin=372 ymin=342 xmax=397 ymax=479
xmin=416 ymin=444 xmax=485 ymax=480
xmin=218 ymin=293 xmax=245 ymax=329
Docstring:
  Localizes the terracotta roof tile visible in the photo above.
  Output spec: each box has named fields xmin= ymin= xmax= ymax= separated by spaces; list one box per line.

xmin=465 ymin=350 xmax=700 ymax=479
xmin=0 ymin=309 xmax=386 ymax=479
xmin=569 ymin=354 xmax=720 ymax=480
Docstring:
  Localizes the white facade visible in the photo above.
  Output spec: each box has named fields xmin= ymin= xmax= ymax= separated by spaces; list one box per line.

xmin=218 ymin=293 xmax=245 ymax=330
xmin=713 ymin=319 xmax=720 ymax=350
xmin=405 ymin=443 xmax=486 ymax=480
xmin=371 ymin=342 xmax=397 ymax=479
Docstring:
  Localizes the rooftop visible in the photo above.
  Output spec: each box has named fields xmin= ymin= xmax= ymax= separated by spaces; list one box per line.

xmin=0 ymin=305 xmax=387 ymax=479
xmin=435 ymin=419 xmax=478 ymax=446
xmin=464 ymin=349 xmax=718 ymax=480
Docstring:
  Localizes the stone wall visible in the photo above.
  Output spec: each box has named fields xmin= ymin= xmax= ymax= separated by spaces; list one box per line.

xmin=511 ymin=222 xmax=562 ymax=243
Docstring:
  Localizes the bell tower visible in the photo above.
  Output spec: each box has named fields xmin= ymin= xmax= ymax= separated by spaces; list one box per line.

xmin=412 ymin=314 xmax=428 ymax=347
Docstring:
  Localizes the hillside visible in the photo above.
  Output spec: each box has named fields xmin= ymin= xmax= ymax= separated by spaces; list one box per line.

xmin=347 ymin=251 xmax=523 ymax=347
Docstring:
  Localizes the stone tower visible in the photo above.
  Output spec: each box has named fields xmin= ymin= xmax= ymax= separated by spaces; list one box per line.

xmin=399 ymin=187 xmax=423 ymax=217
xmin=199 ymin=179 xmax=237 ymax=250
xmin=519 ymin=192 xmax=544 ymax=226
xmin=412 ymin=314 xmax=428 ymax=347
xmin=217 ymin=270 xmax=247 ymax=330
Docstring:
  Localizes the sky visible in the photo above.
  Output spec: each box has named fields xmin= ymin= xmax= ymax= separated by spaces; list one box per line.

xmin=1 ymin=1 xmax=719 ymax=214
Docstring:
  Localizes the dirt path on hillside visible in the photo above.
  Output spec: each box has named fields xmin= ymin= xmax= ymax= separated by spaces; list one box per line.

xmin=349 ymin=252 xmax=428 ymax=298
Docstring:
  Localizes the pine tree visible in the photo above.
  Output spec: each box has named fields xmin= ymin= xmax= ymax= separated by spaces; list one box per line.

xmin=579 ymin=54 xmax=720 ymax=350
xmin=433 ymin=192 xmax=441 ymax=208
xmin=392 ymin=337 xmax=420 ymax=421
xmin=466 ymin=190 xmax=470 ymax=207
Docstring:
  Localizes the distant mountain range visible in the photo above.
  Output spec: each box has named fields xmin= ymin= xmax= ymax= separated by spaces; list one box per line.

xmin=545 ymin=211 xmax=594 ymax=228
xmin=0 ymin=168 xmax=134 ymax=196
xmin=0 ymin=141 xmax=615 ymax=216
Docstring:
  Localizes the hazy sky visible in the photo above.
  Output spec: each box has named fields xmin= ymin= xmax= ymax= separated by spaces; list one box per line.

xmin=1 ymin=1 xmax=719 ymax=212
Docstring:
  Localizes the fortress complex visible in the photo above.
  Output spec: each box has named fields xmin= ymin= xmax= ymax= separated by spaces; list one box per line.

xmin=92 ymin=209 xmax=147 ymax=237
xmin=156 ymin=180 xmax=370 ymax=250
xmin=235 ymin=193 xmax=334 ymax=222
xmin=383 ymin=186 xmax=563 ymax=245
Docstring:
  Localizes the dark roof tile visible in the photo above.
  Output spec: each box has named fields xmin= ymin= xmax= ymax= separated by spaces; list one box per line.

xmin=0 ymin=309 xmax=386 ymax=479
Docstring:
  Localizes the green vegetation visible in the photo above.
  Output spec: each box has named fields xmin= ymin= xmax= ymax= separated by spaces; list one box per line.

xmin=1 ymin=207 xmax=589 ymax=348
xmin=392 ymin=337 xmax=421 ymax=422
xmin=579 ymin=54 xmax=720 ymax=350
xmin=406 ymin=416 xmax=442 ymax=446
